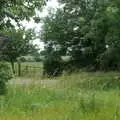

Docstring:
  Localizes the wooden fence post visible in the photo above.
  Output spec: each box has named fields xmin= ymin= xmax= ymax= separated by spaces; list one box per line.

xmin=18 ymin=61 xmax=21 ymax=76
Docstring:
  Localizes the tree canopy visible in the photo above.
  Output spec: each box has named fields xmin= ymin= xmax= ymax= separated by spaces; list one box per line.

xmin=0 ymin=28 xmax=37 ymax=73
xmin=0 ymin=0 xmax=48 ymax=74
xmin=41 ymin=0 xmax=120 ymax=73
xmin=0 ymin=0 xmax=48 ymax=29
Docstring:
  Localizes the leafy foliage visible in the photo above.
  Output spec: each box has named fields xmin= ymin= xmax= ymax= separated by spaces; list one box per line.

xmin=1 ymin=28 xmax=38 ymax=73
xmin=0 ymin=62 xmax=12 ymax=95
xmin=0 ymin=0 xmax=48 ymax=29
xmin=41 ymin=0 xmax=120 ymax=72
xmin=43 ymin=43 xmax=63 ymax=77
xmin=97 ymin=48 xmax=120 ymax=71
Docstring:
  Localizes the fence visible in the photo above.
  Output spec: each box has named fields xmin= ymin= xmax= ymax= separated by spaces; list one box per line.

xmin=16 ymin=62 xmax=43 ymax=76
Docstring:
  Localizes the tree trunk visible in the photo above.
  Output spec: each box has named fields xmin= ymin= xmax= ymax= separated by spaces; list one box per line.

xmin=18 ymin=61 xmax=21 ymax=76
xmin=11 ymin=61 xmax=15 ymax=74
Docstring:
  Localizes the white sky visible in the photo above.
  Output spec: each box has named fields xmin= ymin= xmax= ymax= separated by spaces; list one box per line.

xmin=21 ymin=0 xmax=59 ymax=51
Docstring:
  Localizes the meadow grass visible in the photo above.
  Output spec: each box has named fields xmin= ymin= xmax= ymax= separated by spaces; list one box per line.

xmin=1 ymin=71 xmax=120 ymax=119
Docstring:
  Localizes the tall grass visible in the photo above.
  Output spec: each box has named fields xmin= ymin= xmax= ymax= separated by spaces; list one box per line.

xmin=58 ymin=71 xmax=120 ymax=90
xmin=1 ymin=71 xmax=120 ymax=119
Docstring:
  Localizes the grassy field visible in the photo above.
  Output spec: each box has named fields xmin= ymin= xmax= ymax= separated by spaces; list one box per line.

xmin=1 ymin=70 xmax=120 ymax=119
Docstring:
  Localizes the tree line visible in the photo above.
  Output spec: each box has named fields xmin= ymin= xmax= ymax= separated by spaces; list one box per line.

xmin=41 ymin=0 xmax=120 ymax=76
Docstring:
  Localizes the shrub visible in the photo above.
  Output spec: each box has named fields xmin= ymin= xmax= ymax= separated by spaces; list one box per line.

xmin=43 ymin=55 xmax=63 ymax=77
xmin=97 ymin=48 xmax=120 ymax=71
xmin=0 ymin=62 xmax=12 ymax=95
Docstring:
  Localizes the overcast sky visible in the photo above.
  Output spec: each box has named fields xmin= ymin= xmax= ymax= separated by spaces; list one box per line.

xmin=22 ymin=0 xmax=59 ymax=30
xmin=21 ymin=0 xmax=59 ymax=51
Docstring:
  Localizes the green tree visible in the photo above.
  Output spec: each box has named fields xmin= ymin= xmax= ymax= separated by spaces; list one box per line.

xmin=43 ymin=45 xmax=63 ymax=76
xmin=1 ymin=28 xmax=37 ymax=73
xmin=41 ymin=0 xmax=99 ymax=68
xmin=0 ymin=0 xmax=48 ymax=29
xmin=41 ymin=0 xmax=120 ymax=71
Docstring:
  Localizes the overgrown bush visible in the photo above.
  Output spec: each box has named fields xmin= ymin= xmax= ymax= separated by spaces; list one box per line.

xmin=0 ymin=62 xmax=12 ymax=95
xmin=97 ymin=48 xmax=120 ymax=71
xmin=43 ymin=55 xmax=63 ymax=77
